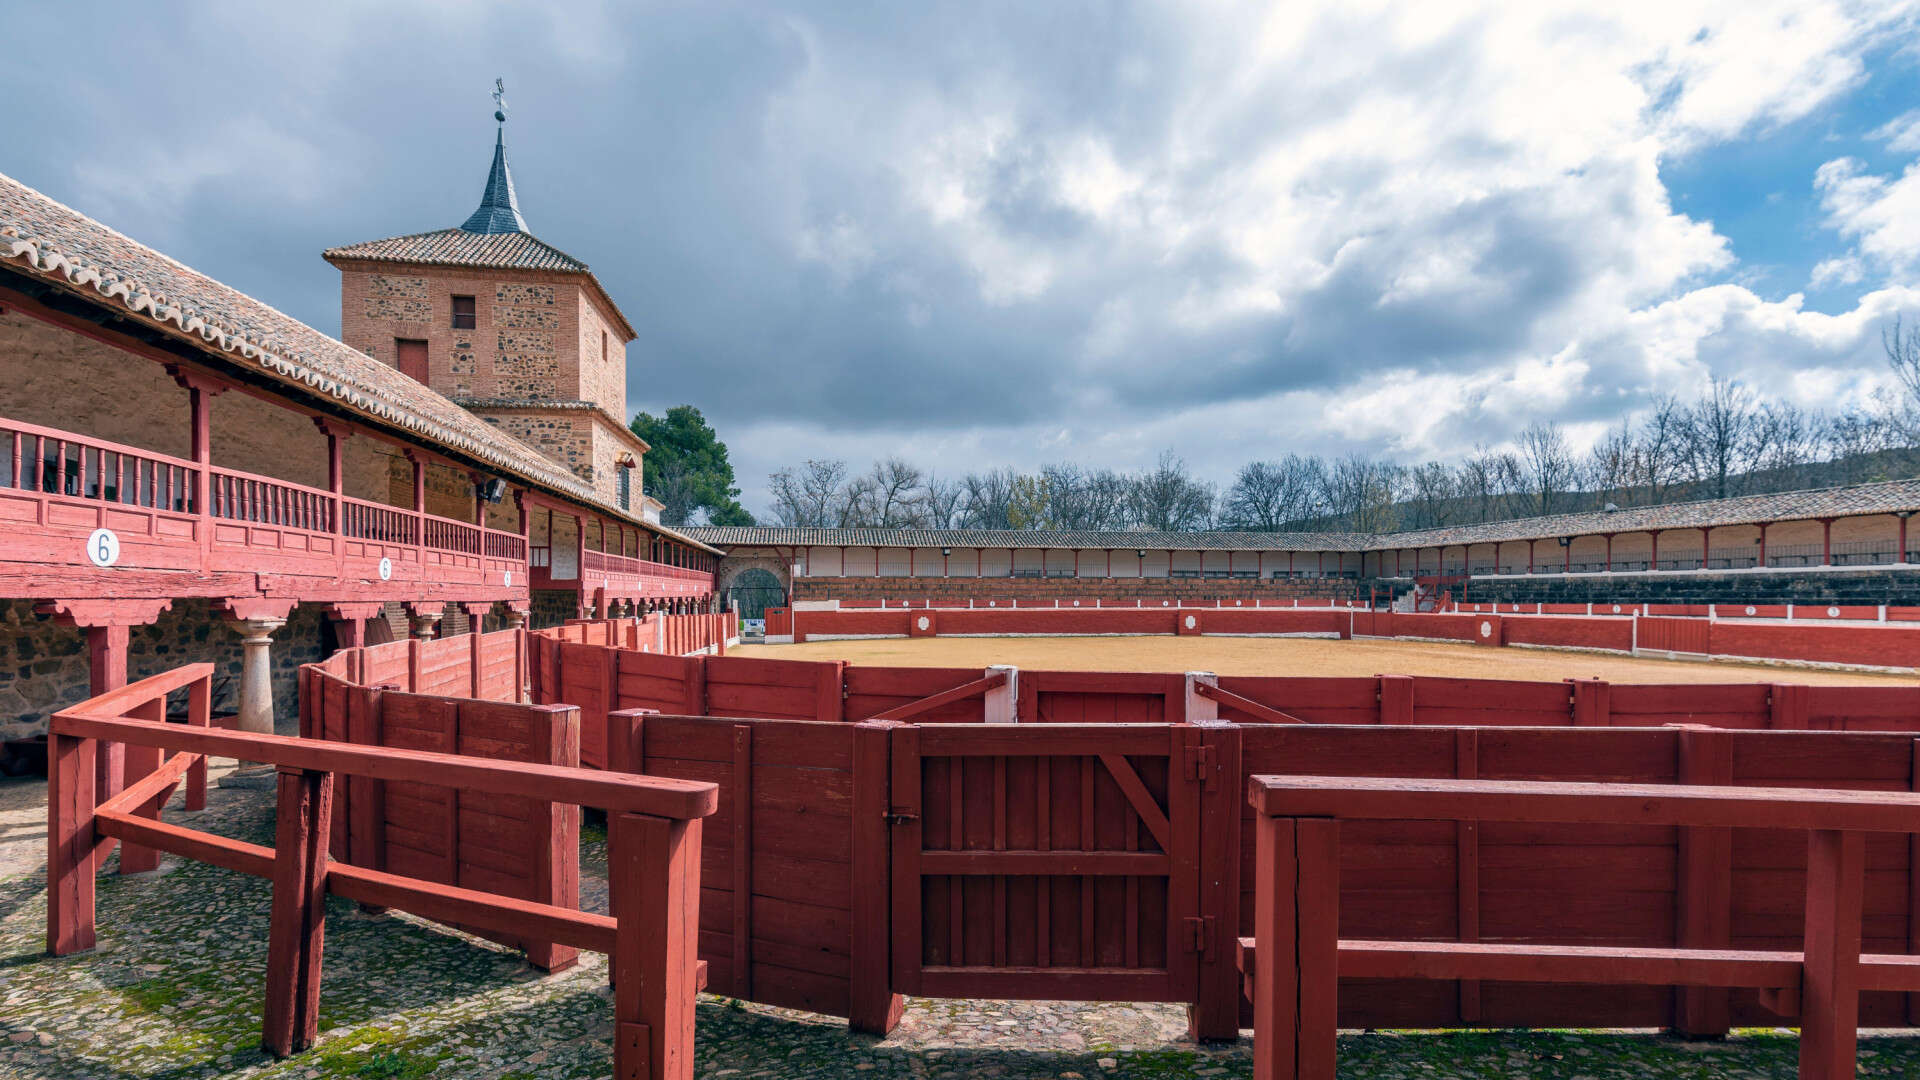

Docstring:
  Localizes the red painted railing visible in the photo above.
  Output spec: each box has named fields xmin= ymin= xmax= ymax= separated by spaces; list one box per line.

xmin=48 ymin=663 xmax=717 ymax=1075
xmin=0 ymin=417 xmax=527 ymax=587
xmin=584 ymin=549 xmax=711 ymax=583
xmin=2 ymin=419 xmax=198 ymax=512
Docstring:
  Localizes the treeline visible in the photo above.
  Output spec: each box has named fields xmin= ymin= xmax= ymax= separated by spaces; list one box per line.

xmin=764 ymin=330 xmax=1920 ymax=533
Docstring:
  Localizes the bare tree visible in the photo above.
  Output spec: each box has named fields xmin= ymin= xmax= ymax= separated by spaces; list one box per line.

xmin=1585 ymin=422 xmax=1636 ymax=510
xmin=1634 ymin=395 xmax=1689 ymax=504
xmin=1517 ymin=421 xmax=1577 ymax=516
xmin=1402 ymin=461 xmax=1460 ymax=529
xmin=1318 ymin=454 xmax=1402 ymax=532
xmin=923 ymin=474 xmax=968 ymax=528
xmin=1751 ymin=401 xmax=1821 ymax=490
xmin=1223 ymin=457 xmax=1320 ymax=531
xmin=1683 ymin=376 xmax=1759 ymax=499
xmin=841 ymin=457 xmax=927 ymax=527
xmin=766 ymin=458 xmax=846 ymax=527
xmin=1128 ymin=451 xmax=1215 ymax=531
xmin=960 ymin=469 xmax=1017 ymax=529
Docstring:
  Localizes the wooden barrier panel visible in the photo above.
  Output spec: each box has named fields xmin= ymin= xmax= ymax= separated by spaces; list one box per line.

xmin=1019 ymin=670 xmax=1181 ymax=724
xmin=844 ymin=666 xmax=994 ymax=723
xmin=703 ymin=655 xmax=845 ymax=724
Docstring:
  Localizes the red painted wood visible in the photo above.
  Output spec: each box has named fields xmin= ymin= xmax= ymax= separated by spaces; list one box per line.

xmin=262 ymin=766 xmax=332 ymax=1057
xmin=46 ymin=732 xmax=98 ymax=956
xmin=1673 ymin=727 xmax=1733 ymax=1037
xmin=610 ymin=811 xmax=703 ymax=1080
xmin=1800 ymin=829 xmax=1865 ymax=1080
xmin=850 ymin=720 xmax=904 ymax=1033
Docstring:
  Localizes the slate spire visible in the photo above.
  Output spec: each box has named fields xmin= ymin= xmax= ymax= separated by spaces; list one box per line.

xmin=461 ymin=79 xmax=529 ymax=235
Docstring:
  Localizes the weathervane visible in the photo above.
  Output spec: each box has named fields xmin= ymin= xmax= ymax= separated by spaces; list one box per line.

xmin=492 ymin=78 xmax=507 ymax=124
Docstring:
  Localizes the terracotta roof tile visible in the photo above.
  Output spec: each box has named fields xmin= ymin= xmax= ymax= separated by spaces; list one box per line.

xmin=322 ymin=227 xmax=588 ymax=272
xmin=678 ymin=527 xmax=1374 ymax=551
xmin=0 ymin=170 xmax=715 ymax=554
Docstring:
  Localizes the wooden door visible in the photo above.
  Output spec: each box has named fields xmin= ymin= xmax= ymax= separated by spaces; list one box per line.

xmin=396 ymin=338 xmax=428 ymax=383
xmin=889 ymin=723 xmax=1203 ymax=1003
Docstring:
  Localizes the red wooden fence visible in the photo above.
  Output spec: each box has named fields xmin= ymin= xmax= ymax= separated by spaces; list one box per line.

xmin=47 ymin=663 xmax=716 ymax=1077
xmin=1243 ymin=773 xmax=1920 ymax=1080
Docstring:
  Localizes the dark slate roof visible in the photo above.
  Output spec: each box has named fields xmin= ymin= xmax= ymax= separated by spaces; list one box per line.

xmin=0 ymin=170 xmax=714 ymax=554
xmin=1367 ymin=478 xmax=1920 ymax=551
xmin=462 ymin=128 xmax=530 ymax=234
xmin=677 ymin=527 xmax=1375 ymax=551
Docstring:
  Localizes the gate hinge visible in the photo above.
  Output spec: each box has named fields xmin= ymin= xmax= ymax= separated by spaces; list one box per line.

xmin=1183 ymin=745 xmax=1217 ymax=787
xmin=1185 ymin=915 xmax=1216 ymax=957
xmin=884 ymin=810 xmax=919 ymax=825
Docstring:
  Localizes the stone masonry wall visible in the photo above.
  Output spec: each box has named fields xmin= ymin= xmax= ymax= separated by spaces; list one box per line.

xmin=0 ymin=599 xmax=326 ymax=743
xmin=1455 ymin=568 xmax=1920 ymax=606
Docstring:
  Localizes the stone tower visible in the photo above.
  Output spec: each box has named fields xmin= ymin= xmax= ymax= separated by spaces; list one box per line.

xmin=324 ymin=98 xmax=647 ymax=510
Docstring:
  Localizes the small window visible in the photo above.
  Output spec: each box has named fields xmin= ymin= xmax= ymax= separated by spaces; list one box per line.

xmin=451 ymin=295 xmax=476 ymax=329
xmin=395 ymin=338 xmax=428 ymax=382
xmin=617 ymin=466 xmax=631 ymax=511
xmin=601 ymin=331 xmax=609 ymax=364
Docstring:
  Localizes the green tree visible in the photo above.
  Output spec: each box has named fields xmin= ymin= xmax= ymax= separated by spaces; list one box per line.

xmin=629 ymin=405 xmax=753 ymax=526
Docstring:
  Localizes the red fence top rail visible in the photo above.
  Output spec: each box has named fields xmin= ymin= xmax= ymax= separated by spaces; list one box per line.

xmin=54 ymin=708 xmax=716 ymax=820
xmin=1248 ymin=773 xmax=1920 ymax=832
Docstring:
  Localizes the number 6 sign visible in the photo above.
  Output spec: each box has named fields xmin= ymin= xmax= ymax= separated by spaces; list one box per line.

xmin=86 ymin=528 xmax=121 ymax=568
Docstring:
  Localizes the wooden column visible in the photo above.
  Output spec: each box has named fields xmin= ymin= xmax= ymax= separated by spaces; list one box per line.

xmin=263 ymin=766 xmax=333 ymax=1057
xmin=526 ymin=704 xmax=582 ymax=972
xmin=1252 ymin=814 xmax=1341 ymax=1080
xmin=1759 ymin=521 xmax=1770 ymax=568
xmin=1190 ymin=721 xmax=1243 ymax=1042
xmin=610 ymin=811 xmax=703 ymax=1080
xmin=1650 ymin=531 xmax=1660 ymax=570
xmin=849 ymin=720 xmax=903 ymax=1033
xmin=1799 ymin=828 xmax=1865 ymax=1080
xmin=1823 ymin=519 xmax=1835 ymax=566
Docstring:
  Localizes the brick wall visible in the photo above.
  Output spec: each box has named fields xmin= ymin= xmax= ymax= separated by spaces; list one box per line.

xmin=791 ymin=576 xmax=1357 ymax=604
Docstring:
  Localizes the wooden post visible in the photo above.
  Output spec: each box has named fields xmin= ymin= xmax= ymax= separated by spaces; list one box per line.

xmin=118 ymin=697 xmax=166 ymax=874
xmin=263 ymin=766 xmax=333 ymax=1057
xmin=610 ymin=811 xmax=703 ymax=1080
xmin=1799 ymin=828 xmax=1865 ymax=1080
xmin=1252 ymin=813 xmax=1341 ymax=1080
xmin=1569 ymin=678 xmax=1610 ymax=726
xmin=1294 ymin=817 xmax=1340 ymax=1079
xmin=345 ymin=686 xmax=385 ymax=876
xmin=849 ymin=720 xmax=903 ymax=1033
xmin=1454 ymin=730 xmax=1480 ymax=1023
xmin=817 ymin=661 xmax=846 ymax=724
xmin=1189 ymin=721 xmax=1243 ymax=1042
xmin=1771 ymin=684 xmax=1812 ymax=730
xmin=1673 ymin=727 xmax=1733 ymax=1037
xmin=86 ymin=624 xmax=129 ymax=814
xmin=729 ymin=724 xmax=754 ymax=1000
xmin=46 ymin=732 xmax=97 ymax=956
xmin=186 ymin=673 xmax=211 ymax=810
xmin=1378 ymin=675 xmax=1413 ymax=725
xmin=526 ymin=703 xmax=582 ymax=972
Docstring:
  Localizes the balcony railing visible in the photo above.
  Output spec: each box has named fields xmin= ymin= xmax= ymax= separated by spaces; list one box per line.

xmin=0 ymin=417 xmax=527 ymax=588
xmin=583 ymin=549 xmax=713 ymax=584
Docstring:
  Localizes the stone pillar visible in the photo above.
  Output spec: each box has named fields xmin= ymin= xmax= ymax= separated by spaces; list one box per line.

xmin=503 ymin=606 xmax=528 ymax=630
xmin=410 ymin=610 xmax=443 ymax=639
xmin=220 ymin=616 xmax=286 ymax=789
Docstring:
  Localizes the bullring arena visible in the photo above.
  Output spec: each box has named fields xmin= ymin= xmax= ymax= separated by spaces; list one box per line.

xmin=9 ymin=105 xmax=1920 ymax=1080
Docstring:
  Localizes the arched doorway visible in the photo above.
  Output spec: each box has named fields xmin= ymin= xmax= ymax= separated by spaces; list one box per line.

xmin=726 ymin=567 xmax=787 ymax=621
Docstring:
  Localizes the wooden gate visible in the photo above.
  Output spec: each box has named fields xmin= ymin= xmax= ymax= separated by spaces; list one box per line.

xmin=888 ymin=723 xmax=1204 ymax=1002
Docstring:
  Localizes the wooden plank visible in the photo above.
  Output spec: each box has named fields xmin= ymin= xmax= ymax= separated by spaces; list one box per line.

xmin=1190 ymin=722 xmax=1242 ymax=1041
xmin=849 ymin=721 xmax=902 ymax=1033
xmin=525 ymin=702 xmax=581 ymax=972
xmin=262 ymin=767 xmax=331 ymax=1057
xmin=918 ymin=724 xmax=1173 ymax=757
xmin=1249 ymin=774 xmax=1920 ymax=832
xmin=46 ymin=732 xmax=97 ymax=956
xmin=1674 ymin=727 xmax=1733 ymax=1037
xmin=51 ymin=712 xmax=717 ymax=820
xmin=1099 ymin=753 xmax=1173 ymax=852
xmin=610 ymin=811 xmax=703 ymax=1080
xmin=889 ymin=725 xmax=923 ymax=995
xmin=915 ymin=966 xmax=1184 ymax=1001
xmin=1454 ymin=729 xmax=1479 ymax=1024
xmin=920 ymin=851 xmax=1173 ymax=875
xmin=1799 ymin=828 xmax=1865 ymax=1080
xmin=1336 ymin=940 xmax=1802 ymax=986
xmin=732 ymin=724 xmax=754 ymax=1001
xmin=1250 ymin=816 xmax=1298 ymax=1080
xmin=1296 ymin=818 xmax=1340 ymax=1080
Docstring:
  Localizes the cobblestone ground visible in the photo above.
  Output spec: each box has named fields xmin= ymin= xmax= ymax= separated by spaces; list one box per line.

xmin=7 ymin=770 xmax=1920 ymax=1077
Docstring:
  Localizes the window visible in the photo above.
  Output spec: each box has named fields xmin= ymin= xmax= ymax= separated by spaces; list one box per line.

xmin=617 ymin=466 xmax=631 ymax=511
xmin=395 ymin=338 xmax=428 ymax=383
xmin=451 ymin=295 xmax=476 ymax=329
xmin=601 ymin=331 xmax=609 ymax=364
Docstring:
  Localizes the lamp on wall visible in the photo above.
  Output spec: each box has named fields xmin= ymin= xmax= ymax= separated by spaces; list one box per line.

xmin=482 ymin=478 xmax=509 ymax=503
xmin=942 ymin=547 xmax=951 ymax=556
xmin=1137 ymin=549 xmax=1147 ymax=558
xmin=1556 ymin=536 xmax=1571 ymax=547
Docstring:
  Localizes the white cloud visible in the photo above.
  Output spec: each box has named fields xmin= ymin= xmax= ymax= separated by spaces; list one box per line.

xmin=1816 ymin=155 xmax=1920 ymax=275
xmin=1872 ymin=108 xmax=1920 ymax=153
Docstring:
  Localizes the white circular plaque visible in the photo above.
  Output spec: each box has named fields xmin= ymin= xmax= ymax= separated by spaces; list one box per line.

xmin=504 ymin=570 xmax=513 ymax=587
xmin=1184 ymin=615 xmax=1197 ymax=629
xmin=1745 ymin=606 xmax=1756 ymax=616
xmin=1828 ymin=606 xmax=1841 ymax=618
xmin=86 ymin=528 xmax=120 ymax=568
xmin=1479 ymin=620 xmax=1493 ymax=638
xmin=917 ymin=616 xmax=931 ymax=631
xmin=378 ymin=557 xmax=393 ymax=581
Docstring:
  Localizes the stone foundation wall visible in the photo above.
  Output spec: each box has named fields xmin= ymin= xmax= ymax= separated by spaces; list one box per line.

xmin=0 ymin=599 xmax=326 ymax=743
xmin=530 ymin=588 xmax=580 ymax=630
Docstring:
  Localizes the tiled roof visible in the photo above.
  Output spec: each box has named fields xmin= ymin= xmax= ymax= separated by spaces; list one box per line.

xmin=0 ymin=170 xmax=715 ymax=554
xmin=1367 ymin=478 xmax=1920 ymax=550
xmin=678 ymin=527 xmax=1376 ymax=551
xmin=684 ymin=480 xmax=1920 ymax=556
xmin=322 ymin=228 xmax=587 ymax=272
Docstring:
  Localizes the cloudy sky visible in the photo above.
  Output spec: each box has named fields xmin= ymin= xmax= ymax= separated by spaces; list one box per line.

xmin=8 ymin=1 xmax=1920 ymax=516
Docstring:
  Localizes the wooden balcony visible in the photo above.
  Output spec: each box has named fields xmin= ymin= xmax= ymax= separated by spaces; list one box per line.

xmin=531 ymin=546 xmax=713 ymax=600
xmin=0 ymin=418 xmax=526 ymax=600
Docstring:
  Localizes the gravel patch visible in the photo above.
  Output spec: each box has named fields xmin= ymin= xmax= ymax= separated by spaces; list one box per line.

xmin=5 ymin=770 xmax=1920 ymax=1077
